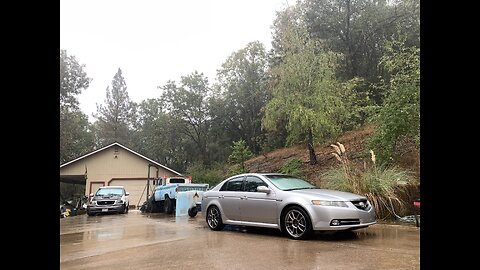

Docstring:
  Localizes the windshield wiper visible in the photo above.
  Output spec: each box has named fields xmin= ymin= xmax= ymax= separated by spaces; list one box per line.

xmin=284 ymin=187 xmax=316 ymax=191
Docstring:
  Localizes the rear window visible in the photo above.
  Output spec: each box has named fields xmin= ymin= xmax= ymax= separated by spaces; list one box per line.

xmin=169 ymin=178 xmax=186 ymax=183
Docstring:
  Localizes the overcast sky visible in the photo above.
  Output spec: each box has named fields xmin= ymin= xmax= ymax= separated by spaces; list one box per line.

xmin=60 ymin=0 xmax=295 ymax=122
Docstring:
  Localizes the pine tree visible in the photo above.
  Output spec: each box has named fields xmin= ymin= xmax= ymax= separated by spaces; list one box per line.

xmin=94 ymin=68 xmax=137 ymax=146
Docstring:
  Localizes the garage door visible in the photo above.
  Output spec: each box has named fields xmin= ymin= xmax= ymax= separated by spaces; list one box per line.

xmin=109 ymin=179 xmax=154 ymax=208
xmin=89 ymin=182 xmax=105 ymax=196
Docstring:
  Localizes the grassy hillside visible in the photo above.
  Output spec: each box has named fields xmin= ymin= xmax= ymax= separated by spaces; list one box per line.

xmin=245 ymin=124 xmax=419 ymax=186
xmin=242 ymin=124 xmax=420 ymax=218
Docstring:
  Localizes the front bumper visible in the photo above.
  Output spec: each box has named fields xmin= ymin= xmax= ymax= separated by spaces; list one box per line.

xmin=306 ymin=202 xmax=376 ymax=231
xmin=87 ymin=204 xmax=125 ymax=214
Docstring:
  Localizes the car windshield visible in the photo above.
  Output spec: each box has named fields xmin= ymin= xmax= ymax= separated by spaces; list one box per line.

xmin=265 ymin=175 xmax=316 ymax=191
xmin=96 ymin=188 xmax=123 ymax=196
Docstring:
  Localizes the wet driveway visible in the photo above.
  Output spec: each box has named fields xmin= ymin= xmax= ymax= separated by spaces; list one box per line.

xmin=60 ymin=211 xmax=420 ymax=269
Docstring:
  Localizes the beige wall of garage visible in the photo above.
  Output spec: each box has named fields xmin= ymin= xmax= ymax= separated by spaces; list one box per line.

xmin=109 ymin=179 xmax=150 ymax=208
xmin=60 ymin=143 xmax=181 ymax=208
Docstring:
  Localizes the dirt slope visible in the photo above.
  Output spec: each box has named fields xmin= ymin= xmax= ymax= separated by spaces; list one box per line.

xmin=244 ymin=124 xmax=420 ymax=186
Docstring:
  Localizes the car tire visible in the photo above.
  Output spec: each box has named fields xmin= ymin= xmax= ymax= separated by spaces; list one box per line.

xmin=143 ymin=196 xmax=154 ymax=213
xmin=164 ymin=197 xmax=173 ymax=214
xmin=149 ymin=197 xmax=161 ymax=213
xmin=282 ymin=206 xmax=312 ymax=240
xmin=123 ymin=203 xmax=129 ymax=214
xmin=188 ymin=206 xmax=198 ymax=217
xmin=206 ymin=205 xmax=224 ymax=231
xmin=152 ymin=201 xmax=163 ymax=212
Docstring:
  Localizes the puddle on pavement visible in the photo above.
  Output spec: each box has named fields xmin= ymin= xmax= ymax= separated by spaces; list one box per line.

xmin=214 ymin=222 xmax=419 ymax=245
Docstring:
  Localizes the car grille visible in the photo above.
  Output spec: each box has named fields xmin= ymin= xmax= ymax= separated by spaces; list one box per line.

xmin=351 ymin=199 xmax=371 ymax=211
xmin=97 ymin=201 xmax=115 ymax=205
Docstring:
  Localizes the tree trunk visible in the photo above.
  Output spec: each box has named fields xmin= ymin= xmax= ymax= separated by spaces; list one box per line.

xmin=307 ymin=129 xmax=317 ymax=165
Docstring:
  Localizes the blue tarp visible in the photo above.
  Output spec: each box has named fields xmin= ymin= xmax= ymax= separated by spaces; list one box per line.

xmin=175 ymin=190 xmax=204 ymax=217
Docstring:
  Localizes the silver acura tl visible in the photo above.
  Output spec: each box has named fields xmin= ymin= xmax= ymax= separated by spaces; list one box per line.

xmin=202 ymin=173 xmax=376 ymax=240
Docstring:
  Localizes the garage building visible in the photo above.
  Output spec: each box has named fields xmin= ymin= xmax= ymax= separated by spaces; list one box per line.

xmin=60 ymin=142 xmax=182 ymax=208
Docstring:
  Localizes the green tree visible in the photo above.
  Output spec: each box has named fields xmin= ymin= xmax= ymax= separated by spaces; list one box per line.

xmin=130 ymin=98 xmax=167 ymax=162
xmin=94 ymin=68 xmax=137 ymax=146
xmin=59 ymin=50 xmax=94 ymax=163
xmin=298 ymin=0 xmax=420 ymax=108
xmin=186 ymin=162 xmax=225 ymax=188
xmin=367 ymin=34 xmax=420 ymax=164
xmin=60 ymin=109 xmax=95 ymax=163
xmin=215 ymin=41 xmax=270 ymax=154
xmin=160 ymin=71 xmax=211 ymax=165
xmin=263 ymin=16 xmax=348 ymax=165
xmin=131 ymin=98 xmax=189 ymax=172
xmin=207 ymin=94 xmax=241 ymax=163
xmin=269 ymin=5 xmax=305 ymax=68
xmin=300 ymin=0 xmax=419 ymax=81
xmin=60 ymin=49 xmax=91 ymax=111
xmin=228 ymin=140 xmax=253 ymax=171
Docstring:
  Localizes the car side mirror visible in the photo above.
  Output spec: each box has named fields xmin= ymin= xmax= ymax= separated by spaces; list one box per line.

xmin=257 ymin=186 xmax=270 ymax=194
xmin=125 ymin=192 xmax=129 ymax=196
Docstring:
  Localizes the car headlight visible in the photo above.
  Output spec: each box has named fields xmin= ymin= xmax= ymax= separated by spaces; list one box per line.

xmin=312 ymin=200 xmax=348 ymax=207
xmin=117 ymin=199 xmax=124 ymax=204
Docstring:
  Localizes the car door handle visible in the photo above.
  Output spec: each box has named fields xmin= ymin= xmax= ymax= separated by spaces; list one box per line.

xmin=219 ymin=195 xmax=224 ymax=199
xmin=241 ymin=196 xmax=247 ymax=200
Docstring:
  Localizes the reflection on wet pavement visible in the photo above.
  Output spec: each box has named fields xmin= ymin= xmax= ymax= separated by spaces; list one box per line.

xmin=60 ymin=210 xmax=420 ymax=269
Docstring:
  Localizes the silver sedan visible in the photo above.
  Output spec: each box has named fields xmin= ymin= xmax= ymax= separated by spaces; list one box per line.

xmin=202 ymin=173 xmax=376 ymax=240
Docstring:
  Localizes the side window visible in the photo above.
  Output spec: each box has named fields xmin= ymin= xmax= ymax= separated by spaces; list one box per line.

xmin=245 ymin=176 xmax=267 ymax=192
xmin=220 ymin=177 xmax=244 ymax=191
xmin=219 ymin=181 xmax=227 ymax=191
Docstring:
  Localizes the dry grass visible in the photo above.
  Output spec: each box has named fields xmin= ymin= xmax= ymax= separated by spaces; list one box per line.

xmin=322 ymin=143 xmax=415 ymax=220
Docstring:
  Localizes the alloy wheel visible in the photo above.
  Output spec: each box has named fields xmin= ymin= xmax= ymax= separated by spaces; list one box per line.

xmin=207 ymin=206 xmax=224 ymax=230
xmin=284 ymin=208 xmax=309 ymax=239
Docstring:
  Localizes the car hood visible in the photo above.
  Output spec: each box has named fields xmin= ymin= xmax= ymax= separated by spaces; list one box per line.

xmin=289 ymin=189 xmax=366 ymax=201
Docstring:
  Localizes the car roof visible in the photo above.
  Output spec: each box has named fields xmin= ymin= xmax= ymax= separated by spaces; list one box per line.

xmin=227 ymin=173 xmax=288 ymax=179
xmin=245 ymin=173 xmax=287 ymax=176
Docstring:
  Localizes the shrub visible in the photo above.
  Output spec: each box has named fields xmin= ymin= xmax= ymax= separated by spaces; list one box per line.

xmin=228 ymin=140 xmax=253 ymax=171
xmin=186 ymin=163 xmax=225 ymax=189
xmin=367 ymin=35 xmax=420 ymax=165
xmin=278 ymin=159 xmax=304 ymax=177
xmin=322 ymin=142 xmax=414 ymax=220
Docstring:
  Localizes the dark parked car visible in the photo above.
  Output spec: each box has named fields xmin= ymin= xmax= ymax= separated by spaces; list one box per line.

xmin=202 ymin=173 xmax=376 ymax=240
xmin=87 ymin=186 xmax=130 ymax=216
